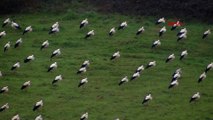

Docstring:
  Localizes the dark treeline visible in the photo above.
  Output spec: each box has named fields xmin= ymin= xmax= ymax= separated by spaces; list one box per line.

xmin=0 ymin=0 xmax=213 ymax=22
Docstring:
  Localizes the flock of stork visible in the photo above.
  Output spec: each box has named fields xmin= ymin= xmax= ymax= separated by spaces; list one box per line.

xmin=0 ymin=17 xmax=212 ymax=120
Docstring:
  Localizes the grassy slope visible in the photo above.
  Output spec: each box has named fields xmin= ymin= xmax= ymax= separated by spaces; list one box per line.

xmin=0 ymin=11 xmax=213 ymax=120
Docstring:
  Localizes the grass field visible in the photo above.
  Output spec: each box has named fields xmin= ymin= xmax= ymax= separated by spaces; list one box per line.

xmin=0 ymin=11 xmax=213 ymax=120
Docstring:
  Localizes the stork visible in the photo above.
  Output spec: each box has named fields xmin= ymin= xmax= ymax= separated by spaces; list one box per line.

xmin=190 ymin=92 xmax=200 ymax=103
xmin=51 ymin=49 xmax=61 ymax=58
xmin=202 ymin=29 xmax=211 ymax=39
xmin=4 ymin=41 xmax=10 ymax=52
xmin=142 ymin=93 xmax=152 ymax=104
xmin=47 ymin=62 xmax=57 ymax=72
xmin=23 ymin=26 xmax=32 ymax=35
xmin=14 ymin=38 xmax=22 ymax=48
xmin=49 ymin=27 xmax=59 ymax=34
xmin=11 ymin=62 xmax=20 ymax=71
xmin=145 ymin=61 xmax=156 ymax=69
xmin=198 ymin=72 xmax=206 ymax=83
xmin=118 ymin=21 xmax=127 ymax=30
xmin=35 ymin=115 xmax=43 ymax=120
xmin=0 ymin=31 xmax=6 ymax=38
xmin=172 ymin=71 xmax=181 ymax=81
xmin=77 ymin=67 xmax=87 ymax=74
xmin=166 ymin=54 xmax=175 ymax=63
xmin=52 ymin=75 xmax=63 ymax=85
xmin=180 ymin=50 xmax=188 ymax=60
xmin=173 ymin=68 xmax=182 ymax=77
xmin=51 ymin=22 xmax=59 ymax=29
xmin=33 ymin=100 xmax=43 ymax=111
xmin=11 ymin=21 xmax=21 ymax=29
xmin=159 ymin=26 xmax=166 ymax=37
xmin=78 ymin=78 xmax=88 ymax=87
xmin=136 ymin=26 xmax=145 ymax=35
xmin=81 ymin=60 xmax=90 ymax=68
xmin=135 ymin=65 xmax=144 ymax=73
xmin=40 ymin=40 xmax=49 ymax=50
xmin=177 ymin=33 xmax=187 ymax=41
xmin=130 ymin=72 xmax=140 ymax=80
xmin=21 ymin=81 xmax=31 ymax=90
xmin=151 ymin=40 xmax=161 ymax=48
xmin=0 ymin=103 xmax=9 ymax=112
xmin=11 ymin=114 xmax=20 ymax=120
xmin=109 ymin=27 xmax=116 ymax=36
xmin=80 ymin=112 xmax=88 ymax=120
xmin=85 ymin=30 xmax=95 ymax=39
xmin=24 ymin=55 xmax=35 ymax=63
xmin=80 ymin=18 xmax=88 ymax=29
xmin=177 ymin=28 xmax=187 ymax=36
xmin=119 ymin=76 xmax=128 ymax=86
xmin=2 ymin=18 xmax=10 ymax=27
xmin=156 ymin=17 xmax=165 ymax=25
xmin=171 ymin=21 xmax=180 ymax=31
xmin=205 ymin=62 xmax=213 ymax=73
xmin=110 ymin=51 xmax=120 ymax=60
xmin=168 ymin=80 xmax=179 ymax=89
xmin=0 ymin=86 xmax=8 ymax=94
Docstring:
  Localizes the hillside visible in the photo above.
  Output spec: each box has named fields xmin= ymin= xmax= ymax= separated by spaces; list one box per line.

xmin=0 ymin=11 xmax=213 ymax=120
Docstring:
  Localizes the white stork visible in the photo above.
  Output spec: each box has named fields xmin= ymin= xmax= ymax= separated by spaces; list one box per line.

xmin=11 ymin=114 xmax=20 ymax=120
xmin=51 ymin=49 xmax=61 ymax=58
xmin=130 ymin=72 xmax=140 ymax=80
xmin=14 ymin=38 xmax=22 ymax=48
xmin=159 ymin=26 xmax=166 ymax=37
xmin=166 ymin=54 xmax=175 ymax=63
xmin=51 ymin=22 xmax=59 ymax=29
xmin=135 ymin=65 xmax=144 ymax=73
xmin=0 ymin=103 xmax=9 ymax=112
xmin=118 ymin=21 xmax=127 ymax=30
xmin=156 ymin=17 xmax=165 ymax=25
xmin=0 ymin=31 xmax=6 ymax=38
xmin=11 ymin=62 xmax=20 ymax=71
xmin=202 ymin=29 xmax=211 ymax=39
xmin=171 ymin=21 xmax=180 ymax=30
xmin=23 ymin=26 xmax=32 ymax=35
xmin=0 ymin=86 xmax=9 ymax=94
xmin=198 ymin=72 xmax=206 ymax=83
xmin=33 ymin=100 xmax=43 ymax=111
xmin=78 ymin=78 xmax=88 ymax=87
xmin=190 ymin=92 xmax=200 ymax=103
xmin=180 ymin=50 xmax=188 ymax=60
xmin=47 ymin=62 xmax=57 ymax=72
xmin=109 ymin=27 xmax=116 ymax=36
xmin=24 ymin=55 xmax=35 ymax=63
xmin=142 ymin=93 xmax=153 ymax=104
xmin=168 ymin=80 xmax=179 ymax=89
xmin=80 ymin=112 xmax=88 ymax=120
xmin=21 ymin=81 xmax=31 ymax=90
xmin=35 ymin=115 xmax=43 ymax=120
xmin=110 ymin=51 xmax=120 ymax=60
xmin=40 ymin=40 xmax=49 ymax=50
xmin=172 ymin=71 xmax=181 ymax=82
xmin=2 ymin=18 xmax=10 ymax=27
xmin=77 ymin=67 xmax=87 ymax=74
xmin=205 ymin=62 xmax=213 ymax=73
xmin=136 ymin=26 xmax=145 ymax=35
xmin=177 ymin=28 xmax=187 ymax=36
xmin=4 ymin=41 xmax=10 ymax=52
xmin=85 ymin=30 xmax=95 ymax=39
xmin=11 ymin=21 xmax=21 ymax=29
xmin=80 ymin=18 xmax=88 ymax=29
xmin=49 ymin=27 xmax=59 ymax=34
xmin=81 ymin=60 xmax=90 ymax=68
xmin=52 ymin=75 xmax=63 ymax=85
xmin=151 ymin=40 xmax=161 ymax=48
xmin=119 ymin=76 xmax=128 ymax=86
xmin=145 ymin=61 xmax=156 ymax=69
xmin=177 ymin=33 xmax=187 ymax=41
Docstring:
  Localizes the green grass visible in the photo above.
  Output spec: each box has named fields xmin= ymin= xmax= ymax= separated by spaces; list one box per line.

xmin=0 ymin=11 xmax=213 ymax=120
